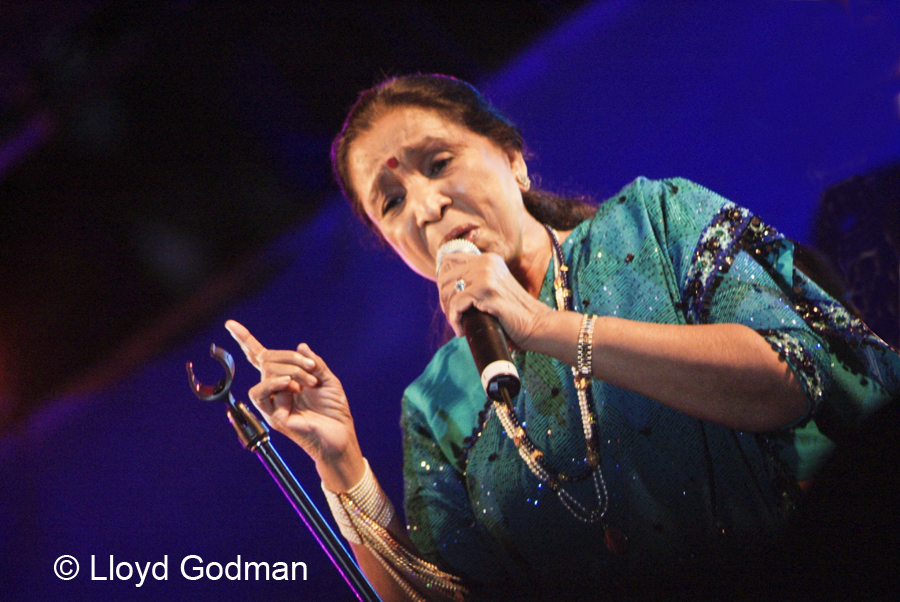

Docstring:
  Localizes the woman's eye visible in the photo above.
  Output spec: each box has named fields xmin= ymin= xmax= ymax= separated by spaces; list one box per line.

xmin=383 ymin=194 xmax=404 ymax=215
xmin=428 ymin=157 xmax=450 ymax=176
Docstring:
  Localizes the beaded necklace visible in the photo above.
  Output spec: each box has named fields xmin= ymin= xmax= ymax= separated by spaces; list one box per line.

xmin=493 ymin=225 xmax=614 ymax=532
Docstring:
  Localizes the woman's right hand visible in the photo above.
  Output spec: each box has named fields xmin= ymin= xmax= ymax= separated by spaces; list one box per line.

xmin=225 ymin=320 xmax=365 ymax=491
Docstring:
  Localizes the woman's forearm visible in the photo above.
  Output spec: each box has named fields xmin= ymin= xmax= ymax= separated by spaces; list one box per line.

xmin=523 ymin=311 xmax=807 ymax=432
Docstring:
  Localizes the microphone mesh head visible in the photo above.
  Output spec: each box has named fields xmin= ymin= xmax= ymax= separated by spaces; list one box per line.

xmin=435 ymin=238 xmax=481 ymax=276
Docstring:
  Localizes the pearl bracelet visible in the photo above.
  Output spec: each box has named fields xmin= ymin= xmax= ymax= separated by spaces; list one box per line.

xmin=321 ymin=458 xmax=395 ymax=544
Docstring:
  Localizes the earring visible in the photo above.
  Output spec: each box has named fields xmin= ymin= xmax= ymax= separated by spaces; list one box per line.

xmin=516 ymin=172 xmax=531 ymax=191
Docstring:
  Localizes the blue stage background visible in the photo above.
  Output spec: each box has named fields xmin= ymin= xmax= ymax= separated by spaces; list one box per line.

xmin=2 ymin=2 xmax=898 ymax=600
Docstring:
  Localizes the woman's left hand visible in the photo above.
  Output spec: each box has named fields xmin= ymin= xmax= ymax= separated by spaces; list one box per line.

xmin=437 ymin=251 xmax=554 ymax=351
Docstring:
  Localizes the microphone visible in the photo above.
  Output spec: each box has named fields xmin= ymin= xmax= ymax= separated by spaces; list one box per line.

xmin=436 ymin=239 xmax=521 ymax=401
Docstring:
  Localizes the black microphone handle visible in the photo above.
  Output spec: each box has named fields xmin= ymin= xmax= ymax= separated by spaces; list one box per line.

xmin=461 ymin=307 xmax=521 ymax=401
xmin=436 ymin=237 xmax=521 ymax=401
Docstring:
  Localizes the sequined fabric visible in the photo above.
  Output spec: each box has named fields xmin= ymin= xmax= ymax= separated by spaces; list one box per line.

xmin=400 ymin=177 xmax=900 ymax=601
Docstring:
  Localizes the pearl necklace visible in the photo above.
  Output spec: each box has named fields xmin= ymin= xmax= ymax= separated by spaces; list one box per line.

xmin=492 ymin=225 xmax=610 ymax=525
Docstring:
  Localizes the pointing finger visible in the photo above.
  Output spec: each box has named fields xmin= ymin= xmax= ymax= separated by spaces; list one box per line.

xmin=225 ymin=319 xmax=267 ymax=371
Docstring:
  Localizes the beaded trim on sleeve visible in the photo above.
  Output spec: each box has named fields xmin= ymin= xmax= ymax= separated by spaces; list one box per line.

xmin=683 ymin=203 xmax=785 ymax=325
xmin=756 ymin=329 xmax=824 ymax=406
xmin=790 ymin=276 xmax=893 ymax=376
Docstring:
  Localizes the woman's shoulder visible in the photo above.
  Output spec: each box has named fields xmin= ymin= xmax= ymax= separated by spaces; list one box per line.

xmin=569 ymin=176 xmax=736 ymax=247
xmin=597 ymin=176 xmax=730 ymax=217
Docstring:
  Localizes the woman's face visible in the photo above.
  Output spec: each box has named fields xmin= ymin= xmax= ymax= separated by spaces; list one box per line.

xmin=347 ymin=106 xmax=529 ymax=281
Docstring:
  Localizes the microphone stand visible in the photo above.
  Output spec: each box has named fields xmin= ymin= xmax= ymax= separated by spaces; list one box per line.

xmin=187 ymin=344 xmax=382 ymax=602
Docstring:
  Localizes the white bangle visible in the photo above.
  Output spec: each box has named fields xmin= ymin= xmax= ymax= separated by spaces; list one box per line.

xmin=321 ymin=458 xmax=395 ymax=545
xmin=322 ymin=482 xmax=360 ymax=544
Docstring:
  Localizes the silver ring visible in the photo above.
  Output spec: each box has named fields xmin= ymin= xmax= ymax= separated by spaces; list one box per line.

xmin=455 ymin=279 xmax=466 ymax=292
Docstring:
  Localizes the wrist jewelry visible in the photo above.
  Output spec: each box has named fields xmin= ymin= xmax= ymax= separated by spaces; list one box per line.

xmin=322 ymin=482 xmax=361 ymax=544
xmin=576 ymin=313 xmax=596 ymax=390
xmin=322 ymin=459 xmax=467 ymax=601
xmin=321 ymin=458 xmax=394 ymax=544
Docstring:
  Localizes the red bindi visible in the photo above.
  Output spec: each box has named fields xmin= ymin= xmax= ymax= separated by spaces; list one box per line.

xmin=386 ymin=157 xmax=399 ymax=169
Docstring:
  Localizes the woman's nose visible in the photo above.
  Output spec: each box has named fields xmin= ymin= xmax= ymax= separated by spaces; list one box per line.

xmin=413 ymin=186 xmax=450 ymax=228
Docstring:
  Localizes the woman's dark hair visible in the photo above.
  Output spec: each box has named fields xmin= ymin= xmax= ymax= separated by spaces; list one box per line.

xmin=331 ymin=74 xmax=596 ymax=233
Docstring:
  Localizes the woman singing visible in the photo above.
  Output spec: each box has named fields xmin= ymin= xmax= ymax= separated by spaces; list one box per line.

xmin=225 ymin=74 xmax=900 ymax=601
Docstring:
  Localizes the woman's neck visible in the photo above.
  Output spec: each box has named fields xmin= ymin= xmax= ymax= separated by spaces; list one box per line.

xmin=509 ymin=215 xmax=571 ymax=298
